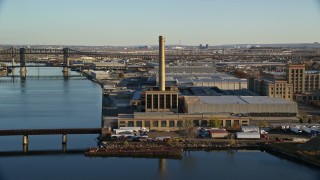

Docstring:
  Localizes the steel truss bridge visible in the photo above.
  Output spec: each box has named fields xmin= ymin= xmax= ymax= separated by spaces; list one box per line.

xmin=1 ymin=47 xmax=319 ymax=61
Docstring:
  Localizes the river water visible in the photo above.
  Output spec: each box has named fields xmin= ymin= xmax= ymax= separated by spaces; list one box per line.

xmin=0 ymin=67 xmax=319 ymax=180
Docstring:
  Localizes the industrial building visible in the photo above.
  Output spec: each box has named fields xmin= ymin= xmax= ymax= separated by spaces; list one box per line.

xmin=102 ymin=36 xmax=299 ymax=131
xmin=91 ymin=61 xmax=127 ymax=70
xmin=248 ymin=78 xmax=293 ymax=100
xmin=249 ymin=64 xmax=320 ymax=101
xmin=153 ymin=73 xmax=247 ymax=90
xmin=152 ymin=65 xmax=216 ymax=74
xmin=117 ymin=112 xmax=250 ymax=131
xmin=183 ymin=96 xmax=298 ymax=118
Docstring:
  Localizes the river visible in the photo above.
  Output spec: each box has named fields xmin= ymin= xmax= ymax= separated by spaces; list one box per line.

xmin=0 ymin=67 xmax=319 ymax=180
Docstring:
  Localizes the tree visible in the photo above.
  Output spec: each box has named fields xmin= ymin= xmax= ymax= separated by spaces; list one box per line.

xmin=179 ymin=120 xmax=197 ymax=138
xmin=258 ymin=121 xmax=269 ymax=128
xmin=118 ymin=72 xmax=124 ymax=78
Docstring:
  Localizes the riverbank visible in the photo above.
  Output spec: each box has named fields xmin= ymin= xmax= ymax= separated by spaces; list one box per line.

xmin=263 ymin=141 xmax=320 ymax=168
xmin=92 ymin=139 xmax=320 ymax=168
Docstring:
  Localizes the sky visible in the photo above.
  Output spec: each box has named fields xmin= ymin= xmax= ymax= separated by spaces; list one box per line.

xmin=0 ymin=0 xmax=319 ymax=46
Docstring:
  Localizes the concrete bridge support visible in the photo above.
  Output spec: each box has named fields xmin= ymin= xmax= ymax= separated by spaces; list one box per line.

xmin=23 ymin=135 xmax=28 ymax=145
xmin=62 ymin=134 xmax=67 ymax=144
xmin=19 ymin=48 xmax=27 ymax=80
xmin=62 ymin=144 xmax=67 ymax=153
xmin=23 ymin=144 xmax=28 ymax=154
xmin=62 ymin=48 xmax=69 ymax=78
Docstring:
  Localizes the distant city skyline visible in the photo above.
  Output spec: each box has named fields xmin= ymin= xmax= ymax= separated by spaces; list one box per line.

xmin=0 ymin=0 xmax=319 ymax=46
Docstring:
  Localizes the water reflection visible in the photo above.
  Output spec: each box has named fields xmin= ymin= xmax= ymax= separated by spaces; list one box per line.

xmin=158 ymin=158 xmax=167 ymax=180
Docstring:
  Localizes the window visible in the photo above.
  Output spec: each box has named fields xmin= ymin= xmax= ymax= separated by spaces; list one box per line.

xmin=172 ymin=95 xmax=177 ymax=108
xmin=136 ymin=121 xmax=142 ymax=127
xmin=128 ymin=121 xmax=134 ymax=127
xmin=226 ymin=120 xmax=232 ymax=127
xmin=177 ymin=121 xmax=183 ymax=127
xmin=147 ymin=95 xmax=152 ymax=109
xmin=145 ymin=121 xmax=150 ymax=128
xmin=166 ymin=95 xmax=171 ymax=109
xmin=161 ymin=121 xmax=167 ymax=127
xmin=169 ymin=121 xmax=175 ymax=127
xmin=160 ymin=94 xmax=164 ymax=109
xmin=153 ymin=94 xmax=158 ymax=109
xmin=152 ymin=121 xmax=158 ymax=127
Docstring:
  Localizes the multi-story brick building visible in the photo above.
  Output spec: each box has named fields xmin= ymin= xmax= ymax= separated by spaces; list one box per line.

xmin=249 ymin=64 xmax=320 ymax=101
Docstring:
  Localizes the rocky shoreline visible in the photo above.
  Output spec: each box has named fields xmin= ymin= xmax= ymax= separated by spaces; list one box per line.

xmin=90 ymin=140 xmax=320 ymax=168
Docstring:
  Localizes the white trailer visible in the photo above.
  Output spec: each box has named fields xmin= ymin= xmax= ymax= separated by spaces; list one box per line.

xmin=119 ymin=127 xmax=149 ymax=132
xmin=113 ymin=129 xmax=134 ymax=134
xmin=236 ymin=132 xmax=260 ymax=139
xmin=241 ymin=126 xmax=259 ymax=133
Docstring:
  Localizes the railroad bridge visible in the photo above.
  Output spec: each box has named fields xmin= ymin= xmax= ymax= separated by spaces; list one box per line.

xmin=0 ymin=128 xmax=102 ymax=145
xmin=1 ymin=47 xmax=320 ymax=79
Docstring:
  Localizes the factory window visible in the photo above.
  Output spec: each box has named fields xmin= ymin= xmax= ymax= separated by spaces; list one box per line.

xmin=161 ymin=121 xmax=167 ymax=127
xmin=169 ymin=121 xmax=175 ymax=127
xmin=160 ymin=94 xmax=165 ymax=109
xmin=172 ymin=95 xmax=177 ymax=108
xmin=136 ymin=121 xmax=142 ymax=127
xmin=153 ymin=94 xmax=158 ymax=109
xmin=144 ymin=121 xmax=150 ymax=128
xmin=233 ymin=120 xmax=240 ymax=126
xmin=226 ymin=120 xmax=232 ymax=127
xmin=128 ymin=121 xmax=134 ymax=127
xmin=152 ymin=121 xmax=159 ymax=127
xmin=118 ymin=121 xmax=126 ymax=126
xmin=166 ymin=95 xmax=171 ymax=109
xmin=147 ymin=95 xmax=152 ymax=109
xmin=177 ymin=121 xmax=183 ymax=127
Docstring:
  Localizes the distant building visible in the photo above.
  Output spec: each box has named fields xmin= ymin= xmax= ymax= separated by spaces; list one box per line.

xmin=249 ymin=64 xmax=320 ymax=101
xmin=199 ymin=44 xmax=209 ymax=49
xmin=91 ymin=61 xmax=127 ymax=70
xmin=248 ymin=78 xmax=293 ymax=100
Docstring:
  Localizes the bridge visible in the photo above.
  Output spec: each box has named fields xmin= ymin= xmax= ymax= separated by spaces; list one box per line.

xmin=1 ymin=47 xmax=320 ymax=79
xmin=0 ymin=128 xmax=101 ymax=144
xmin=7 ymin=75 xmax=86 ymax=80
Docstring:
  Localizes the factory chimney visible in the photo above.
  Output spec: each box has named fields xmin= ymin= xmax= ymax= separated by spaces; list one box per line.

xmin=159 ymin=36 xmax=165 ymax=91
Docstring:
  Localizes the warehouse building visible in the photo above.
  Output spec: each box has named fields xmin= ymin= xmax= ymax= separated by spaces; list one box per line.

xmin=183 ymin=96 xmax=298 ymax=119
xmin=117 ymin=112 xmax=250 ymax=131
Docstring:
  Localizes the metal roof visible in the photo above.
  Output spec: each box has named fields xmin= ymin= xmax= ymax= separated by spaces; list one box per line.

xmin=185 ymin=96 xmax=295 ymax=105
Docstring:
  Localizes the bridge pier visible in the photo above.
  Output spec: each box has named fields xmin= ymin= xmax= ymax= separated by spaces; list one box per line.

xmin=62 ymin=134 xmax=67 ymax=144
xmin=23 ymin=144 xmax=28 ymax=154
xmin=23 ymin=135 xmax=29 ymax=145
xmin=62 ymin=143 xmax=67 ymax=153
xmin=62 ymin=48 xmax=69 ymax=79
xmin=19 ymin=48 xmax=27 ymax=80
xmin=62 ymin=67 xmax=69 ymax=79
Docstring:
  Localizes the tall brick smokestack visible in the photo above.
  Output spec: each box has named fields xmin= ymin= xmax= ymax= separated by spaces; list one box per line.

xmin=159 ymin=36 xmax=165 ymax=91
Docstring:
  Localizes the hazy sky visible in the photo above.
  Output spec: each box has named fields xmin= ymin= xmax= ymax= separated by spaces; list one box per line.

xmin=0 ymin=0 xmax=319 ymax=46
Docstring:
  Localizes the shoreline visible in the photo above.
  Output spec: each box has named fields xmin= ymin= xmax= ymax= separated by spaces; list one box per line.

xmin=90 ymin=141 xmax=320 ymax=168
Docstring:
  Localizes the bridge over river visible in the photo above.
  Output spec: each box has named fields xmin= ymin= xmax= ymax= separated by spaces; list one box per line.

xmin=0 ymin=128 xmax=102 ymax=145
